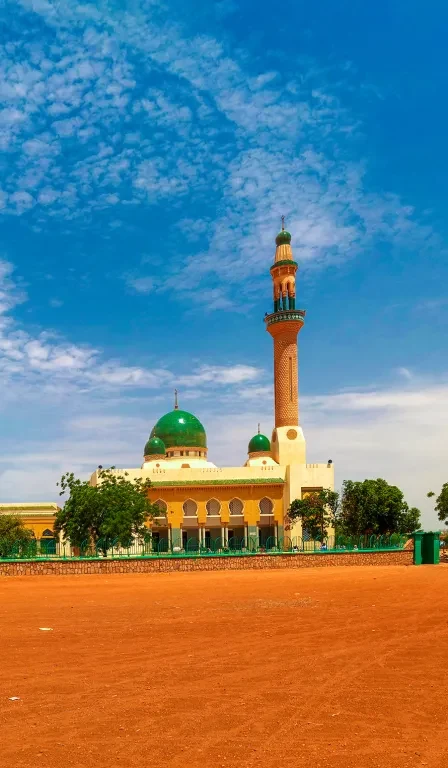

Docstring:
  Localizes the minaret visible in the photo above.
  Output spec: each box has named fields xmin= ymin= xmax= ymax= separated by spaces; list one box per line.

xmin=265 ymin=219 xmax=306 ymax=465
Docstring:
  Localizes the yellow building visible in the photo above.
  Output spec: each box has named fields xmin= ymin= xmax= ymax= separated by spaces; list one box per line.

xmin=0 ymin=503 xmax=60 ymax=543
xmin=90 ymin=222 xmax=335 ymax=550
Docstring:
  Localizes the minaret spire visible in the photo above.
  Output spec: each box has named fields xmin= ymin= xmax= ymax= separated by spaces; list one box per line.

xmin=174 ymin=389 xmax=179 ymax=410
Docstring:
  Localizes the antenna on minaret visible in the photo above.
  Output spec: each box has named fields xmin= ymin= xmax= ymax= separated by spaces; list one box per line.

xmin=281 ymin=214 xmax=285 ymax=231
xmin=258 ymin=423 xmax=260 ymax=434
xmin=174 ymin=389 xmax=179 ymax=410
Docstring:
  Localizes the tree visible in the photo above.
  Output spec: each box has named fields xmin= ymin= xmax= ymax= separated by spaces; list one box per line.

xmin=339 ymin=478 xmax=419 ymax=536
xmin=55 ymin=468 xmax=160 ymax=550
xmin=288 ymin=488 xmax=339 ymax=540
xmin=0 ymin=514 xmax=34 ymax=558
xmin=399 ymin=505 xmax=421 ymax=534
xmin=427 ymin=484 xmax=448 ymax=525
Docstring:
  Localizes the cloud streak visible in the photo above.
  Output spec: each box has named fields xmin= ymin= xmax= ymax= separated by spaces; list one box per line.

xmin=0 ymin=258 xmax=263 ymax=401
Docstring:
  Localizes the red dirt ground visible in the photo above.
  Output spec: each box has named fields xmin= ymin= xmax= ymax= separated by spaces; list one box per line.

xmin=1 ymin=566 xmax=447 ymax=768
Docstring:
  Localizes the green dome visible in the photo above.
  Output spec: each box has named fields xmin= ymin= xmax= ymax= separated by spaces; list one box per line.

xmin=144 ymin=436 xmax=166 ymax=456
xmin=275 ymin=229 xmax=292 ymax=246
xmin=248 ymin=433 xmax=271 ymax=454
xmin=150 ymin=409 xmax=207 ymax=449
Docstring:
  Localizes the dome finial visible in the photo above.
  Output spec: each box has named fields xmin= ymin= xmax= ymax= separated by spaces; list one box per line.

xmin=258 ymin=422 xmax=260 ymax=434
xmin=174 ymin=389 xmax=179 ymax=410
xmin=281 ymin=214 xmax=285 ymax=231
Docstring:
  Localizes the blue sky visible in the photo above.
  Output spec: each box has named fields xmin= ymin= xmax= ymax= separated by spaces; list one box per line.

xmin=0 ymin=0 xmax=447 ymax=526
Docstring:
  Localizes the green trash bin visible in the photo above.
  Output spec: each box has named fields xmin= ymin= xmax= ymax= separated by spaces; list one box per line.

xmin=421 ymin=531 xmax=440 ymax=565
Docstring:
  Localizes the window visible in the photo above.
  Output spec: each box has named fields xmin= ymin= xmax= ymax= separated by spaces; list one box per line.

xmin=259 ymin=497 xmax=274 ymax=516
xmin=206 ymin=499 xmax=221 ymax=517
xmin=183 ymin=499 xmax=198 ymax=517
xmin=42 ymin=529 xmax=54 ymax=537
xmin=229 ymin=498 xmax=244 ymax=516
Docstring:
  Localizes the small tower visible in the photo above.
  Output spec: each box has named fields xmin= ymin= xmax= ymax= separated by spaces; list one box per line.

xmin=265 ymin=219 xmax=306 ymax=465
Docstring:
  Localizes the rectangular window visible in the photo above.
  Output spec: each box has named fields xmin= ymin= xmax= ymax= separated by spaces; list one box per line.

xmin=289 ymin=356 xmax=293 ymax=401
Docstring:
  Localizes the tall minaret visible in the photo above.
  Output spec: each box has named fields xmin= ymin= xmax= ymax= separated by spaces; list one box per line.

xmin=265 ymin=219 xmax=307 ymax=465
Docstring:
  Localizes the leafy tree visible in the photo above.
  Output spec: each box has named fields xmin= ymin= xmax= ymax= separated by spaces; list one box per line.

xmin=399 ymin=505 xmax=421 ymax=534
xmin=55 ymin=468 xmax=159 ymax=551
xmin=427 ymin=484 xmax=448 ymax=525
xmin=288 ymin=488 xmax=339 ymax=540
xmin=339 ymin=478 xmax=418 ymax=536
xmin=0 ymin=514 xmax=34 ymax=558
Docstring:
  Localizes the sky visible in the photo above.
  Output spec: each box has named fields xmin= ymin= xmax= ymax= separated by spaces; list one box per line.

xmin=0 ymin=0 xmax=447 ymax=527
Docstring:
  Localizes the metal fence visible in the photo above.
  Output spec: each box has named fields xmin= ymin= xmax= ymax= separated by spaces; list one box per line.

xmin=0 ymin=533 xmax=408 ymax=561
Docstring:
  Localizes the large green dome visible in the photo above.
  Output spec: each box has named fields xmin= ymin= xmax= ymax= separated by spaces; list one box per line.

xmin=150 ymin=409 xmax=207 ymax=449
xmin=248 ymin=433 xmax=271 ymax=454
xmin=144 ymin=436 xmax=166 ymax=456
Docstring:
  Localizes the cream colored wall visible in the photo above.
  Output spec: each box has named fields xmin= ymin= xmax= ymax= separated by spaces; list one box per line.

xmin=271 ymin=426 xmax=306 ymax=465
xmin=90 ymin=464 xmax=287 ymax=487
xmin=285 ymin=462 xmax=335 ymax=540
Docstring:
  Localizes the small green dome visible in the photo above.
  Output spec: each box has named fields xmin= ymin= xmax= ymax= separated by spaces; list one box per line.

xmin=150 ymin=409 xmax=207 ymax=449
xmin=248 ymin=433 xmax=271 ymax=454
xmin=144 ymin=436 xmax=166 ymax=456
xmin=276 ymin=229 xmax=292 ymax=246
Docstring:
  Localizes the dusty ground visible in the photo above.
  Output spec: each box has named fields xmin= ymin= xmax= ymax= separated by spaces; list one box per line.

xmin=0 ymin=566 xmax=447 ymax=768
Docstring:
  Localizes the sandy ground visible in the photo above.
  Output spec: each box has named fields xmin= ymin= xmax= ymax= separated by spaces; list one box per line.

xmin=0 ymin=566 xmax=447 ymax=768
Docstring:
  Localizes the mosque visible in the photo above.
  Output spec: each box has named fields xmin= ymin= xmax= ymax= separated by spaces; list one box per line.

xmin=90 ymin=221 xmax=335 ymax=550
xmin=4 ymin=222 xmax=334 ymax=548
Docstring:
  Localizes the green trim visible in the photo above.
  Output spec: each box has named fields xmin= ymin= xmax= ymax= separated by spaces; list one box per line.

xmin=151 ymin=478 xmax=285 ymax=487
xmin=270 ymin=260 xmax=298 ymax=269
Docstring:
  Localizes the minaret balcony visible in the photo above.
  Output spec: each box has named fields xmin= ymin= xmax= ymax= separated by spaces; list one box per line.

xmin=265 ymin=309 xmax=306 ymax=328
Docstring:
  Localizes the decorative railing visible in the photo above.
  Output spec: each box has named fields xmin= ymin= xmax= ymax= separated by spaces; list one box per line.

xmin=0 ymin=534 xmax=408 ymax=561
xmin=265 ymin=310 xmax=305 ymax=327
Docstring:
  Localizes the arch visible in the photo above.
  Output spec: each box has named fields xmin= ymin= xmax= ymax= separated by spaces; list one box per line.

xmin=229 ymin=498 xmax=244 ymax=516
xmin=183 ymin=499 xmax=198 ymax=517
xmin=206 ymin=499 xmax=221 ymax=516
xmin=42 ymin=529 xmax=54 ymax=537
xmin=259 ymin=497 xmax=274 ymax=516
xmin=281 ymin=277 xmax=295 ymax=296
xmin=154 ymin=499 xmax=167 ymax=515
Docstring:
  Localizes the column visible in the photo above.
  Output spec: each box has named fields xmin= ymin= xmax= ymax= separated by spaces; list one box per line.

xmin=247 ymin=525 xmax=258 ymax=551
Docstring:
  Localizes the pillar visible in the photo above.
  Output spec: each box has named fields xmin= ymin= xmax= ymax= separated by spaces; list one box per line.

xmin=413 ymin=531 xmax=423 ymax=566
xmin=247 ymin=524 xmax=258 ymax=551
xmin=171 ymin=527 xmax=182 ymax=550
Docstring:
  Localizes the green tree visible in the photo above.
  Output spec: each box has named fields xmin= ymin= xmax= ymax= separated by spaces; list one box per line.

xmin=399 ymin=505 xmax=421 ymax=534
xmin=427 ymin=484 xmax=448 ymax=525
xmin=288 ymin=488 xmax=339 ymax=540
xmin=339 ymin=478 xmax=417 ymax=536
xmin=55 ymin=468 xmax=159 ymax=551
xmin=0 ymin=514 xmax=34 ymax=558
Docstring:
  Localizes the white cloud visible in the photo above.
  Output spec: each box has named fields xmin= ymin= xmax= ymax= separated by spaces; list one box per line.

xmin=396 ymin=367 xmax=413 ymax=380
xmin=125 ymin=275 xmax=155 ymax=294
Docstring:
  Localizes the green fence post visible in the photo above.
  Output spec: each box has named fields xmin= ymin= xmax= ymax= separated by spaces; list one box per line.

xmin=413 ymin=530 xmax=423 ymax=565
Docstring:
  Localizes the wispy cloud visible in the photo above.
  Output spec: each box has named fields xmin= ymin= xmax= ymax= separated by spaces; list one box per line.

xmin=0 ymin=0 xmax=441 ymax=308
xmin=0 ymin=258 xmax=263 ymax=400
